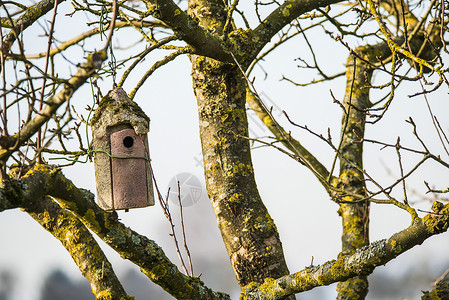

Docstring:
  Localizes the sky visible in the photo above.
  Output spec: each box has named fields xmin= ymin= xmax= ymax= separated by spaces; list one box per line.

xmin=1 ymin=1 xmax=449 ymax=299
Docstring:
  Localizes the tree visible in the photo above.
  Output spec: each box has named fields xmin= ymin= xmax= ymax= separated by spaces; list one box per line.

xmin=1 ymin=0 xmax=448 ymax=299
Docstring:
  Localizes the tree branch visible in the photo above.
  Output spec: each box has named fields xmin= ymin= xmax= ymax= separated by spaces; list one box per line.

xmin=141 ymin=0 xmax=230 ymax=61
xmin=24 ymin=196 xmax=131 ymax=299
xmin=250 ymin=0 xmax=343 ymax=63
xmin=1 ymin=0 xmax=67 ymax=56
xmin=0 ymin=51 xmax=107 ymax=161
xmin=5 ymin=164 xmax=230 ymax=300
xmin=241 ymin=201 xmax=449 ymax=299
xmin=245 ymin=88 xmax=332 ymax=190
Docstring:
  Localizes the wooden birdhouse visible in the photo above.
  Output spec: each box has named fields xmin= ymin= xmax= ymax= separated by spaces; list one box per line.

xmin=90 ymin=87 xmax=154 ymax=211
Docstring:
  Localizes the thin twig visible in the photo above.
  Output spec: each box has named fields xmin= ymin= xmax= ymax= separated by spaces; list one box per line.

xmin=141 ymin=136 xmax=190 ymax=275
xmin=395 ymin=137 xmax=408 ymax=204
xmin=177 ymin=181 xmax=193 ymax=276
xmin=433 ymin=268 xmax=449 ymax=286
xmin=37 ymin=0 xmax=59 ymax=162
xmin=102 ymin=0 xmax=117 ymax=52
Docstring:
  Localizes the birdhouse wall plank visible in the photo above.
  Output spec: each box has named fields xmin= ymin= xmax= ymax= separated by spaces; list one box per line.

xmin=110 ymin=128 xmax=152 ymax=209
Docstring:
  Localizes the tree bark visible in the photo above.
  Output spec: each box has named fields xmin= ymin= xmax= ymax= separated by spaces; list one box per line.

xmin=188 ymin=0 xmax=292 ymax=291
xmin=190 ymin=56 xmax=291 ymax=288
xmin=25 ymin=196 xmax=131 ymax=300
xmin=336 ymin=53 xmax=372 ymax=300
xmin=241 ymin=200 xmax=449 ymax=299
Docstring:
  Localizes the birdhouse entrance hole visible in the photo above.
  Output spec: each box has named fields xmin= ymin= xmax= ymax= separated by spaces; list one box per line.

xmin=123 ymin=136 xmax=134 ymax=148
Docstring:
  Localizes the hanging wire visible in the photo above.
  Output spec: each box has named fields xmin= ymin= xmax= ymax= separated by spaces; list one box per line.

xmin=108 ymin=41 xmax=117 ymax=87
xmin=49 ymin=79 xmax=148 ymax=164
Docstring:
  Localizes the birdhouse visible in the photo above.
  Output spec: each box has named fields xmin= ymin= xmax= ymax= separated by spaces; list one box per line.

xmin=90 ymin=87 xmax=154 ymax=211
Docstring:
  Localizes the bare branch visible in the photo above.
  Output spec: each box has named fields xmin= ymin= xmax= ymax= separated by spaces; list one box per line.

xmin=0 ymin=51 xmax=107 ymax=161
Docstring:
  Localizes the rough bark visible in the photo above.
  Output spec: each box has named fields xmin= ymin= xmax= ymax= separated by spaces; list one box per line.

xmin=24 ymin=196 xmax=131 ymax=300
xmin=422 ymin=282 xmax=449 ymax=299
xmin=335 ymin=51 xmax=372 ymax=300
xmin=5 ymin=164 xmax=230 ymax=300
xmin=190 ymin=56 xmax=291 ymax=288
xmin=333 ymin=12 xmax=444 ymax=296
xmin=241 ymin=201 xmax=449 ymax=299
xmin=187 ymin=0 xmax=293 ymax=291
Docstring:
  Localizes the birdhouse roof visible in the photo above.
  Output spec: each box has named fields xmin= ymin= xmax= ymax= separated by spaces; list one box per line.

xmin=91 ymin=87 xmax=150 ymax=135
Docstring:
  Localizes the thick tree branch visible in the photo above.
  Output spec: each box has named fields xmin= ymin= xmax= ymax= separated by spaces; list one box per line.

xmin=188 ymin=2 xmax=293 ymax=294
xmin=334 ymin=51 xmax=372 ymax=300
xmin=191 ymin=57 xmax=292 ymax=289
xmin=333 ymin=9 xmax=445 ymax=297
xmin=141 ymin=0 xmax=230 ymax=61
xmin=24 ymin=196 xmax=131 ymax=300
xmin=5 ymin=164 xmax=230 ymax=300
xmin=241 ymin=201 xmax=449 ymax=299
xmin=141 ymin=0 xmax=346 ymax=64
xmin=422 ymin=282 xmax=449 ymax=299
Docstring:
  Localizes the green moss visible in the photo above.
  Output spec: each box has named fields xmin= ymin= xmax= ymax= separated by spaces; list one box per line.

xmin=329 ymin=258 xmax=345 ymax=276
xmin=241 ymin=281 xmax=259 ymax=294
xmin=423 ymin=201 xmax=449 ymax=234
xmin=106 ymin=227 xmax=126 ymax=246
xmin=84 ymin=208 xmax=101 ymax=231
xmin=150 ymin=264 xmax=167 ymax=281
xmin=281 ymin=4 xmax=292 ymax=17
xmin=228 ymin=193 xmax=244 ymax=203
xmin=340 ymin=169 xmax=363 ymax=185
xmin=97 ymin=291 xmax=113 ymax=300
xmin=225 ymin=161 xmax=253 ymax=177
xmin=186 ymin=275 xmax=205 ymax=286
xmin=265 ymin=213 xmax=275 ymax=230
xmin=390 ymin=239 xmax=402 ymax=254
xmin=226 ymin=28 xmax=256 ymax=59
xmin=257 ymin=277 xmax=277 ymax=297
xmin=253 ymin=214 xmax=276 ymax=232
xmin=422 ymin=282 xmax=449 ymax=299
xmin=90 ymin=89 xmax=149 ymax=126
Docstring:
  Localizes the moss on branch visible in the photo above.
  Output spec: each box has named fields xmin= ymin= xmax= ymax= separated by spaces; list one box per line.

xmin=25 ymin=196 xmax=131 ymax=299
xmin=7 ymin=164 xmax=230 ymax=300
xmin=2 ymin=0 xmax=67 ymax=54
xmin=141 ymin=0 xmax=230 ymax=61
xmin=241 ymin=203 xmax=449 ymax=299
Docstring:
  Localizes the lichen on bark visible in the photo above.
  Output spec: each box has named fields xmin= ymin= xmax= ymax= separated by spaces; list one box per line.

xmin=190 ymin=54 xmax=291 ymax=287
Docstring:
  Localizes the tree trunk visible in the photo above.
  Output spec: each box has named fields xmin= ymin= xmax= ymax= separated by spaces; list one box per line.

xmin=190 ymin=56 xmax=292 ymax=289
xmin=336 ymin=54 xmax=372 ymax=300
xmin=187 ymin=0 xmax=292 ymax=291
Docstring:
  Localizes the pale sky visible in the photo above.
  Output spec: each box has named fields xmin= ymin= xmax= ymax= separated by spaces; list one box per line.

xmin=1 ymin=1 xmax=448 ymax=299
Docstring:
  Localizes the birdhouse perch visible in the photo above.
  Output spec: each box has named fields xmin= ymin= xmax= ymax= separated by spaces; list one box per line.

xmin=91 ymin=87 xmax=154 ymax=210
